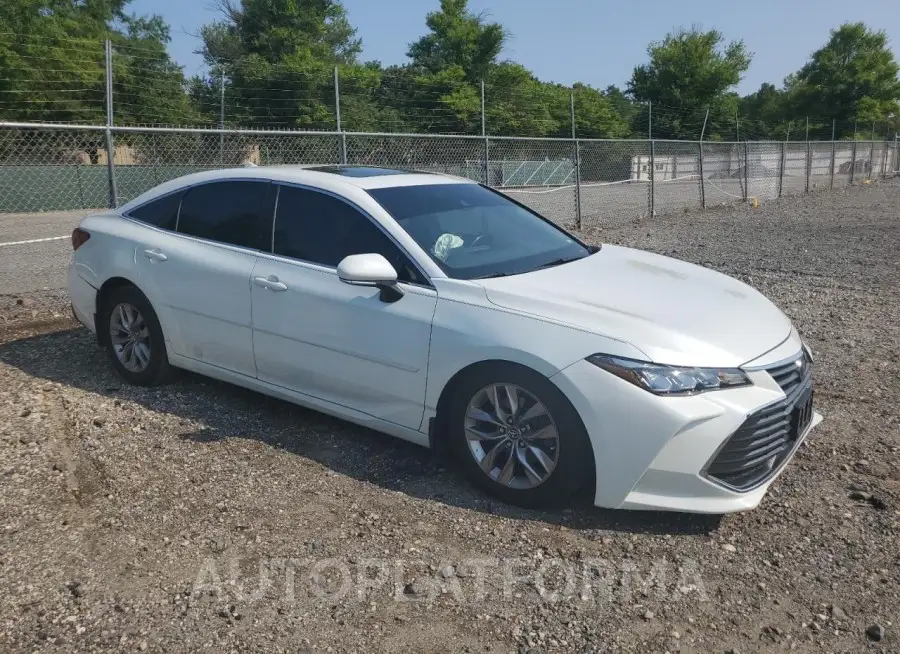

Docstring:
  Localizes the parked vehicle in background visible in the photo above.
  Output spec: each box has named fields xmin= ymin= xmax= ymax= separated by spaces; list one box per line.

xmin=67 ymin=165 xmax=821 ymax=512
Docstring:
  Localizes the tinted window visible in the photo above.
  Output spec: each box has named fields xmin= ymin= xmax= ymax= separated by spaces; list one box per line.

xmin=127 ymin=191 xmax=182 ymax=230
xmin=177 ymin=181 xmax=275 ymax=250
xmin=368 ymin=183 xmax=590 ymax=280
xmin=274 ymin=185 xmax=423 ymax=284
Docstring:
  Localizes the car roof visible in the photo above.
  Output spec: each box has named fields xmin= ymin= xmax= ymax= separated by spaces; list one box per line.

xmin=119 ymin=165 xmax=475 ymax=211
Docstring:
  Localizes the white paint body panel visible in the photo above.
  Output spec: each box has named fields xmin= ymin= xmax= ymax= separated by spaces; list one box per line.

xmin=69 ymin=166 xmax=822 ymax=514
xmin=250 ymin=254 xmax=437 ymax=430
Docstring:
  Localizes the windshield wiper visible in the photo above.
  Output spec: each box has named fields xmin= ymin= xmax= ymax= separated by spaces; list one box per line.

xmin=532 ymin=255 xmax=585 ymax=271
xmin=475 ymin=271 xmax=515 ymax=279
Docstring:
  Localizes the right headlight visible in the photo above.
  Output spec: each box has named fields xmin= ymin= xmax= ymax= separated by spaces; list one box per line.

xmin=586 ymin=354 xmax=752 ymax=396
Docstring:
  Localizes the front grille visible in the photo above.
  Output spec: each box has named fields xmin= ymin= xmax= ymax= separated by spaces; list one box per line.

xmin=765 ymin=349 xmax=811 ymax=396
xmin=706 ymin=354 xmax=813 ymax=491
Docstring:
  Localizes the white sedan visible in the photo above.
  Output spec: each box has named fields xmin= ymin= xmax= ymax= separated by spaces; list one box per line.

xmin=68 ymin=165 xmax=821 ymax=513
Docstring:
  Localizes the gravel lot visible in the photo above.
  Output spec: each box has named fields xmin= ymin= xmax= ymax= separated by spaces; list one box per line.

xmin=1 ymin=180 xmax=899 ymax=653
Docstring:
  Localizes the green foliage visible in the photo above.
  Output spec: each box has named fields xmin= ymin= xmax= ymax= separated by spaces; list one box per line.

xmin=629 ymin=27 xmax=751 ymax=140
xmin=787 ymin=23 xmax=900 ymax=139
xmin=1 ymin=2 xmax=897 ymax=144
xmin=0 ymin=0 xmax=193 ymax=127
xmin=407 ymin=0 xmax=505 ymax=83
xmin=195 ymin=0 xmax=376 ymax=129
xmin=739 ymin=83 xmax=789 ymax=139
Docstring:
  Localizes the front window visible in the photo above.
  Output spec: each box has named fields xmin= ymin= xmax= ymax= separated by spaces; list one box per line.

xmin=367 ymin=184 xmax=591 ymax=280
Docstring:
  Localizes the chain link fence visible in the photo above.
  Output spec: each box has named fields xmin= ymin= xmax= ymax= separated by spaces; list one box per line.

xmin=1 ymin=123 xmax=898 ymax=228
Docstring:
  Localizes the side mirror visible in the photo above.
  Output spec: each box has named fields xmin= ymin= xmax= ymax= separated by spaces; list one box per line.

xmin=337 ymin=253 xmax=404 ymax=303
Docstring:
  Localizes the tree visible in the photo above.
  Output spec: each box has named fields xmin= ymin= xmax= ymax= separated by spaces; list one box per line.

xmin=197 ymin=0 xmax=378 ymax=130
xmin=628 ymin=27 xmax=751 ymax=140
xmin=407 ymin=0 xmax=505 ymax=83
xmin=739 ymin=83 xmax=790 ymax=140
xmin=111 ymin=14 xmax=199 ymax=126
xmin=787 ymin=23 xmax=900 ymax=139
xmin=0 ymin=1 xmax=194 ymax=157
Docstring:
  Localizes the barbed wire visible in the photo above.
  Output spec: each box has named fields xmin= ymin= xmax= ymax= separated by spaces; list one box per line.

xmin=1 ymin=35 xmax=897 ymax=139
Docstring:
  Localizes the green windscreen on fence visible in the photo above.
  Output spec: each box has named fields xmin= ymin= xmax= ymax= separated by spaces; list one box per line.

xmin=0 ymin=165 xmax=218 ymax=212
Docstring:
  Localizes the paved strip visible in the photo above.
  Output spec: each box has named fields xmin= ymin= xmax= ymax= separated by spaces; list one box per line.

xmin=0 ymin=235 xmax=69 ymax=247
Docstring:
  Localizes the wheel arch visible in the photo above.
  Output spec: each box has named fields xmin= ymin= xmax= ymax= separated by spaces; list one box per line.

xmin=95 ymin=276 xmax=141 ymax=346
xmin=429 ymin=358 xmax=594 ymax=461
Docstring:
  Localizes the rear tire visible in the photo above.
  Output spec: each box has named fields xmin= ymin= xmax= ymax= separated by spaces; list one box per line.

xmin=446 ymin=363 xmax=594 ymax=508
xmin=99 ymin=285 xmax=173 ymax=386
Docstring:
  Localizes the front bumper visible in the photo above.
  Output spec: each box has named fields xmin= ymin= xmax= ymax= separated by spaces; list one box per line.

xmin=551 ymin=341 xmax=822 ymax=514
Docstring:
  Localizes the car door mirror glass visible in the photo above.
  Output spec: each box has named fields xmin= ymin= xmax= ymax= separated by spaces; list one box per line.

xmin=337 ymin=253 xmax=398 ymax=287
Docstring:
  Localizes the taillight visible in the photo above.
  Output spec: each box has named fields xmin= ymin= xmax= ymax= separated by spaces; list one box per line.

xmin=72 ymin=228 xmax=90 ymax=251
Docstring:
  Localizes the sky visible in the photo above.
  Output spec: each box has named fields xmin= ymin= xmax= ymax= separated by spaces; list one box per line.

xmin=130 ymin=0 xmax=900 ymax=95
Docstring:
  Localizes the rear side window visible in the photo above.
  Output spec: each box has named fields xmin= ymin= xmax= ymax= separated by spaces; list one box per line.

xmin=127 ymin=191 xmax=182 ymax=230
xmin=177 ymin=181 xmax=275 ymax=250
xmin=273 ymin=185 xmax=424 ymax=284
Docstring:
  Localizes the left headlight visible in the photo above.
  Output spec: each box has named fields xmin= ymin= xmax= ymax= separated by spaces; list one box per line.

xmin=586 ymin=354 xmax=752 ymax=396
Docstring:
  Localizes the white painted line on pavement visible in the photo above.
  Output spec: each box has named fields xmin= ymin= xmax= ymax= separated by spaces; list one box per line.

xmin=0 ymin=235 xmax=69 ymax=247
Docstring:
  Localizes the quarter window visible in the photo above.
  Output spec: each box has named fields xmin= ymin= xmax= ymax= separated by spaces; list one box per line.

xmin=273 ymin=185 xmax=424 ymax=284
xmin=177 ymin=181 xmax=275 ymax=250
xmin=126 ymin=191 xmax=182 ymax=230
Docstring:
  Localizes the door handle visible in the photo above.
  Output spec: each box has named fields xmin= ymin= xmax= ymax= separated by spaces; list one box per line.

xmin=143 ymin=249 xmax=167 ymax=262
xmin=253 ymin=275 xmax=288 ymax=292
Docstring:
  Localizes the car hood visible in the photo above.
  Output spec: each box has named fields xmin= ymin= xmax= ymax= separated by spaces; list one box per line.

xmin=477 ymin=244 xmax=792 ymax=368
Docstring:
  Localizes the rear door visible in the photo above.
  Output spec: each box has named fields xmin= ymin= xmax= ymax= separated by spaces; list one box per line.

xmin=250 ymin=184 xmax=437 ymax=429
xmin=130 ymin=180 xmax=275 ymax=378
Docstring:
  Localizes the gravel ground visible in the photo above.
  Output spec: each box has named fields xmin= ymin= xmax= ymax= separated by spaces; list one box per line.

xmin=1 ymin=180 xmax=898 ymax=653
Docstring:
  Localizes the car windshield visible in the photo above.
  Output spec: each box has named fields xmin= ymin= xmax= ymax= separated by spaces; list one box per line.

xmin=367 ymin=183 xmax=591 ymax=280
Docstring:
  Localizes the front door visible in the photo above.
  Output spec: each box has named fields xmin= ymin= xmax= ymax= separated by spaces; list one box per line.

xmin=250 ymin=184 xmax=436 ymax=430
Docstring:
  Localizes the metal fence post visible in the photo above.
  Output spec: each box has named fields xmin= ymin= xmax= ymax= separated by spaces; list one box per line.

xmin=698 ymin=141 xmax=706 ymax=209
xmin=75 ymin=163 xmax=86 ymax=209
xmin=830 ymin=140 xmax=836 ymax=189
xmin=481 ymin=81 xmax=489 ymax=185
xmin=778 ymin=142 xmax=785 ymax=197
xmin=850 ymin=141 xmax=857 ymax=184
xmin=104 ymin=39 xmax=118 ymax=208
xmin=805 ymin=140 xmax=811 ymax=193
xmin=743 ymin=141 xmax=749 ymax=202
xmin=649 ymin=139 xmax=655 ymax=217
xmin=334 ymin=66 xmax=347 ymax=164
xmin=219 ymin=73 xmax=225 ymax=165
xmin=868 ymin=139 xmax=875 ymax=180
xmin=570 ymin=91 xmax=582 ymax=228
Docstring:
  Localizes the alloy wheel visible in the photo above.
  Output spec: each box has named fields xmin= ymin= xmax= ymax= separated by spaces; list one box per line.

xmin=109 ymin=302 xmax=151 ymax=373
xmin=464 ymin=383 xmax=560 ymax=490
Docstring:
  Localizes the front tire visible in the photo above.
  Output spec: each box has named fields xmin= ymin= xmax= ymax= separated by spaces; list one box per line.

xmin=446 ymin=363 xmax=594 ymax=508
xmin=100 ymin=286 xmax=172 ymax=386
